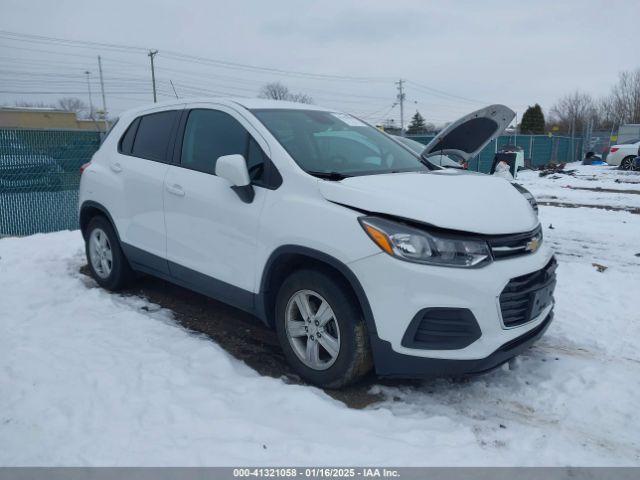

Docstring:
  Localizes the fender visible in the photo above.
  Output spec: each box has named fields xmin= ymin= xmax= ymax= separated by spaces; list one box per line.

xmin=80 ymin=200 xmax=170 ymax=277
xmin=257 ymin=245 xmax=379 ymax=337
xmin=79 ymin=200 xmax=120 ymax=241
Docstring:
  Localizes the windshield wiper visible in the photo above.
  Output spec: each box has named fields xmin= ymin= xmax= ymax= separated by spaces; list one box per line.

xmin=307 ymin=171 xmax=351 ymax=180
xmin=419 ymin=154 xmax=440 ymax=170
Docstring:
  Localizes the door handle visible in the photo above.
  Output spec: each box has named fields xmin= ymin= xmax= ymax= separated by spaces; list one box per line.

xmin=110 ymin=162 xmax=122 ymax=173
xmin=166 ymin=183 xmax=185 ymax=197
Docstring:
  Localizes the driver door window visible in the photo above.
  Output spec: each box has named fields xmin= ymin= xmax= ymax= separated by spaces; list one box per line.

xmin=181 ymin=109 xmax=265 ymax=183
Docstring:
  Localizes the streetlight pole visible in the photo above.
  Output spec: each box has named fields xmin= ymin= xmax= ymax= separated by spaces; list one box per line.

xmin=97 ymin=56 xmax=108 ymax=131
xmin=84 ymin=70 xmax=94 ymax=119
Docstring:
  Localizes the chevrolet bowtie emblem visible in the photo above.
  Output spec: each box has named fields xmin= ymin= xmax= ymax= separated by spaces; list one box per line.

xmin=526 ymin=237 xmax=540 ymax=253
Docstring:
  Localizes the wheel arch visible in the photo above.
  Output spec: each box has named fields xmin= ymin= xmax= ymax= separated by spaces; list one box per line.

xmin=79 ymin=201 xmax=120 ymax=241
xmin=257 ymin=246 xmax=377 ymax=337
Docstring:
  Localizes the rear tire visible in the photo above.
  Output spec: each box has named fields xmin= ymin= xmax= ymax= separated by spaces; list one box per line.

xmin=85 ymin=216 xmax=135 ymax=291
xmin=620 ymin=156 xmax=636 ymax=170
xmin=275 ymin=269 xmax=373 ymax=388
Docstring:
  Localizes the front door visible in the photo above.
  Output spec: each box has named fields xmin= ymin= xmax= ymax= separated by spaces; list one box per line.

xmin=163 ymin=105 xmax=270 ymax=307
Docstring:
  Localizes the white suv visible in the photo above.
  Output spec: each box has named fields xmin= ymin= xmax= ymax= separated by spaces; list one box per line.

xmin=79 ymin=99 xmax=556 ymax=388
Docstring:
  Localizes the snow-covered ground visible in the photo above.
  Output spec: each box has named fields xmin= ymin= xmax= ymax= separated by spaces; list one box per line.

xmin=1 ymin=165 xmax=639 ymax=466
xmin=517 ymin=163 xmax=640 ymax=210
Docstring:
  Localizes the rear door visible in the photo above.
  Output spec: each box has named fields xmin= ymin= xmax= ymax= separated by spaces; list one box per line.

xmin=163 ymin=104 xmax=273 ymax=305
xmin=113 ymin=108 xmax=182 ymax=273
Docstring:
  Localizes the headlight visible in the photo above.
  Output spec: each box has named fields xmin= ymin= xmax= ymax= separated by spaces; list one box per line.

xmin=359 ymin=216 xmax=492 ymax=268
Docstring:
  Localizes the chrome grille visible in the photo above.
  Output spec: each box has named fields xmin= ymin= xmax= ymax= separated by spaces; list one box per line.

xmin=488 ymin=225 xmax=543 ymax=260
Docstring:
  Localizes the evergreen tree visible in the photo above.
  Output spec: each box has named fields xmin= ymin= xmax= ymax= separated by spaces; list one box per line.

xmin=520 ymin=104 xmax=546 ymax=134
xmin=406 ymin=111 xmax=428 ymax=135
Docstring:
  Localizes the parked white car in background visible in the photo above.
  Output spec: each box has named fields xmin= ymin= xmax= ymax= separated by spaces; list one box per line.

xmin=79 ymin=99 xmax=553 ymax=388
xmin=606 ymin=139 xmax=640 ymax=169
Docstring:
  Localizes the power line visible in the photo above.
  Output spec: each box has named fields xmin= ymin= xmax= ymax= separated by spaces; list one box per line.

xmin=0 ymin=30 xmax=392 ymax=83
xmin=0 ymin=29 xmax=490 ymax=121
xmin=0 ymin=90 xmax=155 ymax=94
xmin=405 ymin=79 xmax=487 ymax=105
xmin=0 ymin=30 xmax=147 ymax=53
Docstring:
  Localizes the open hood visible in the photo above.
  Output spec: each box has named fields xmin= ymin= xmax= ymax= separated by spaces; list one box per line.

xmin=318 ymin=170 xmax=538 ymax=235
xmin=421 ymin=104 xmax=515 ymax=162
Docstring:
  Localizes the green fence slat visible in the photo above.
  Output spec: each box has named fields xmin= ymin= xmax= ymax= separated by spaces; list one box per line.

xmin=0 ymin=128 xmax=101 ymax=236
xmin=406 ymin=133 xmax=582 ymax=173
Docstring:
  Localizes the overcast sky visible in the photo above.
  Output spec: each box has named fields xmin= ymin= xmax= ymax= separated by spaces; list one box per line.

xmin=1 ymin=0 xmax=638 ymax=126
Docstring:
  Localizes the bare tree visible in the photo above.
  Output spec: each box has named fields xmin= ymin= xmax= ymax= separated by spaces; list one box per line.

xmin=600 ymin=69 xmax=640 ymax=127
xmin=549 ymin=91 xmax=598 ymax=134
xmin=287 ymin=92 xmax=314 ymax=104
xmin=259 ymin=82 xmax=290 ymax=101
xmin=57 ymin=97 xmax=88 ymax=116
xmin=258 ymin=82 xmax=313 ymax=104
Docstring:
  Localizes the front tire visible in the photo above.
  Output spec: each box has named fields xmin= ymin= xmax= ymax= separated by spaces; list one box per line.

xmin=85 ymin=216 xmax=134 ymax=291
xmin=275 ymin=269 xmax=372 ymax=388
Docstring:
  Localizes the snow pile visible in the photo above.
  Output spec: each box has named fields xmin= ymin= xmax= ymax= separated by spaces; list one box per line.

xmin=1 ymin=174 xmax=639 ymax=465
xmin=0 ymin=232 xmax=484 ymax=466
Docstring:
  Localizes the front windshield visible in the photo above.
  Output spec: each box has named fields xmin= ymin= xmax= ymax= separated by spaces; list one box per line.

xmin=251 ymin=109 xmax=427 ymax=177
xmin=396 ymin=136 xmax=427 ymax=155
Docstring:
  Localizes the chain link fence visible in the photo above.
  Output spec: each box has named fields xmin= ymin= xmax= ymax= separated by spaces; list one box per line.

xmin=0 ymin=129 xmax=101 ymax=237
xmin=408 ymin=134 xmax=583 ymax=172
xmin=1 ymin=128 xmax=582 ymax=237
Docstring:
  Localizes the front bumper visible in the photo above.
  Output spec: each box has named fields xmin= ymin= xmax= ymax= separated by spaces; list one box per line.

xmin=371 ymin=311 xmax=553 ymax=377
xmin=348 ymin=244 xmax=555 ymax=377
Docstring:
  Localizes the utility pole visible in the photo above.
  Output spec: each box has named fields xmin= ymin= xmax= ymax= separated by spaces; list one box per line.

xmin=97 ymin=56 xmax=108 ymax=131
xmin=396 ymin=79 xmax=405 ymax=136
xmin=148 ymin=49 xmax=158 ymax=103
xmin=84 ymin=70 xmax=94 ymax=119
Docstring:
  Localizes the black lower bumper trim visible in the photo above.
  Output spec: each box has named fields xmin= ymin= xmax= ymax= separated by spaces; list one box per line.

xmin=371 ymin=312 xmax=553 ymax=378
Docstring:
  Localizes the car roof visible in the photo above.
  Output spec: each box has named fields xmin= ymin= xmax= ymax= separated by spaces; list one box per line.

xmin=117 ymin=97 xmax=335 ymax=119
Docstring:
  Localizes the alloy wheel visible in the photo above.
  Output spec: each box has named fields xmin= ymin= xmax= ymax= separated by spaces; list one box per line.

xmin=89 ymin=228 xmax=113 ymax=279
xmin=621 ymin=157 xmax=634 ymax=170
xmin=285 ymin=289 xmax=341 ymax=370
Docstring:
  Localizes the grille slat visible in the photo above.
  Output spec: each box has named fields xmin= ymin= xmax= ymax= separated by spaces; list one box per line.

xmin=499 ymin=257 xmax=557 ymax=328
xmin=488 ymin=225 xmax=543 ymax=260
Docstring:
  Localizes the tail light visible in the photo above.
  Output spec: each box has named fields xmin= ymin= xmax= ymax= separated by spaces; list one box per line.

xmin=80 ymin=162 xmax=91 ymax=174
xmin=610 ymin=147 xmax=619 ymax=153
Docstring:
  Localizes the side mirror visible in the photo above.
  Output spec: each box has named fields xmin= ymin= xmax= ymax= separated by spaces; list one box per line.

xmin=216 ymin=154 xmax=250 ymax=187
xmin=215 ymin=154 xmax=254 ymax=203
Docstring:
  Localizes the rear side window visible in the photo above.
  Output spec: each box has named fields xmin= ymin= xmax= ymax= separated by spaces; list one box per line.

xmin=118 ymin=117 xmax=139 ymax=154
xmin=130 ymin=110 xmax=179 ymax=162
xmin=181 ymin=109 xmax=247 ymax=175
